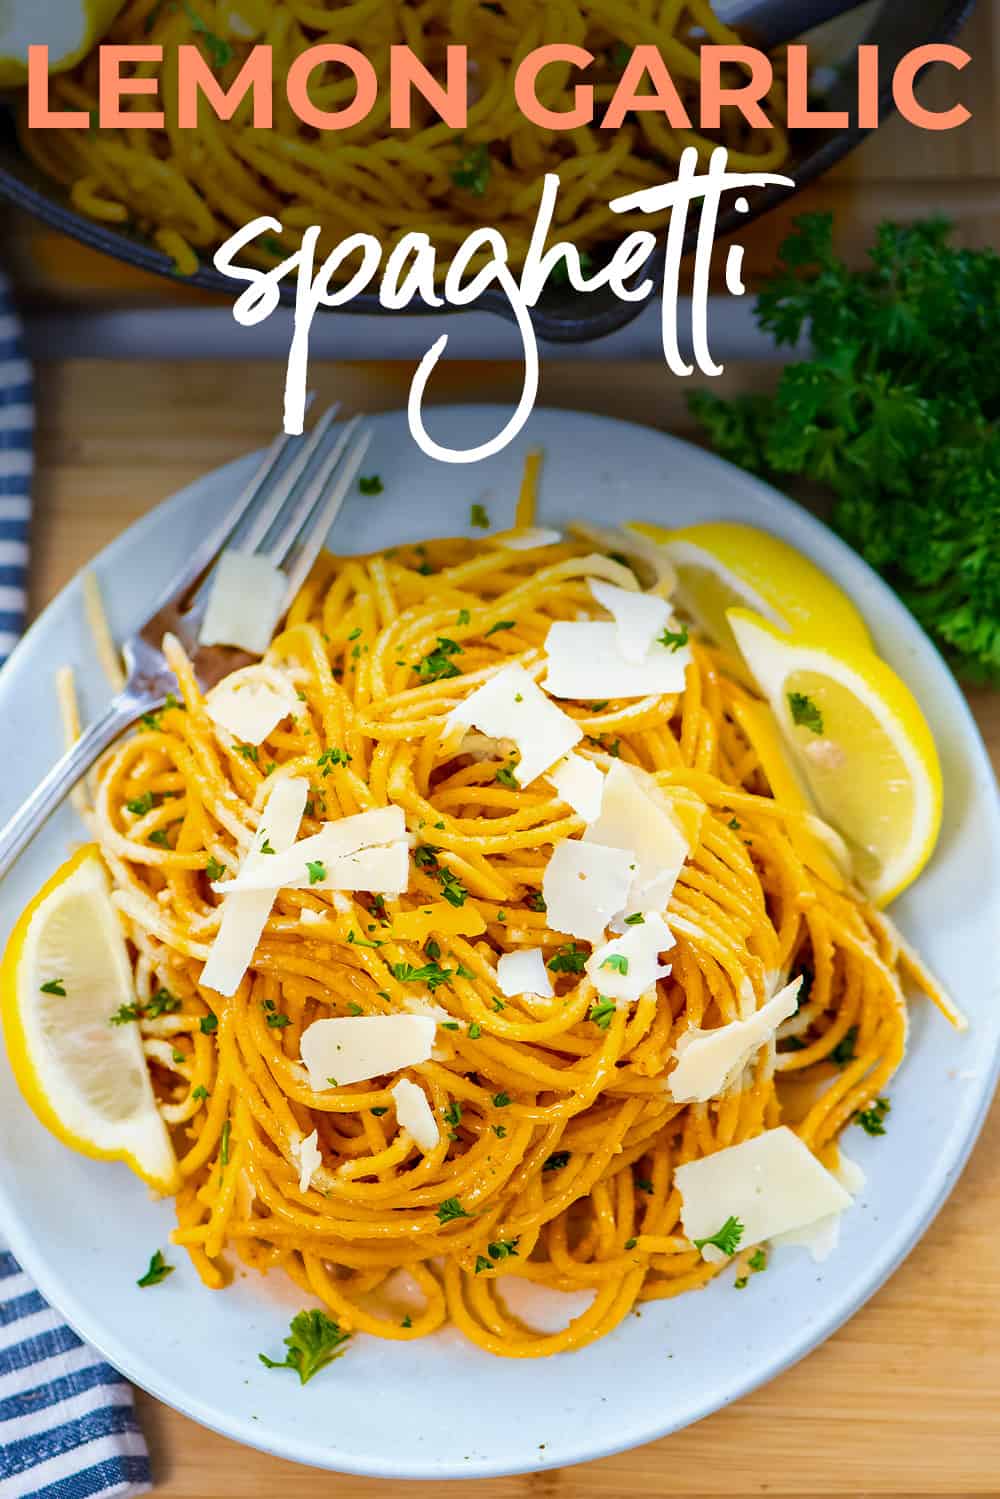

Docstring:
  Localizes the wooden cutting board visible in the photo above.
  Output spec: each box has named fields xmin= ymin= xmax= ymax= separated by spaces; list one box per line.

xmin=29 ymin=356 xmax=1000 ymax=1497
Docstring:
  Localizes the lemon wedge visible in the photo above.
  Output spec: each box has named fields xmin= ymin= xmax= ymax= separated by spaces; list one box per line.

xmin=1 ymin=846 xmax=178 ymax=1192
xmin=627 ymin=521 xmax=872 ymax=661
xmin=727 ymin=610 xmax=943 ymax=906
xmin=0 ymin=1 xmax=127 ymax=88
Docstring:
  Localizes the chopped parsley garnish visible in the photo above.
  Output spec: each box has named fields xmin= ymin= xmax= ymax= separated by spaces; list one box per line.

xmin=370 ymin=1106 xmax=388 ymax=1117
xmin=524 ymin=889 xmax=547 ymax=912
xmin=693 ymin=1215 xmax=744 ymax=1257
xmin=146 ymin=987 xmax=181 ymax=1018
xmin=307 ymin=860 xmax=326 ymax=885
xmin=548 ymin=943 xmax=588 ymax=974
xmin=485 ymin=619 xmax=515 ymax=636
xmin=728 ymin=817 xmax=741 ymax=831
xmin=474 ymin=1237 xmax=519 ymax=1273
xmin=492 ymin=1092 xmax=511 ymax=1108
xmin=136 ymin=1249 xmax=174 ymax=1288
xmin=109 ymin=1002 xmax=142 ymax=1026
xmin=494 ymin=763 xmax=518 ymax=789
xmin=443 ymin=1100 xmax=463 ymax=1132
xmin=220 ymin=1118 xmax=231 ymax=1166
xmin=401 ymin=1314 xmax=412 ymax=1328
xmin=40 ymin=979 xmax=66 ymax=996
xmin=182 ymin=0 xmax=232 ymax=66
xmin=359 ymin=475 xmax=384 ymax=495
xmin=259 ymin=837 xmax=275 ymax=855
xmin=205 ymin=856 xmax=226 ymax=881
xmin=657 ymin=623 xmax=689 ymax=652
xmin=317 ymin=747 xmax=352 ymax=775
xmin=199 ymin=1013 xmax=218 ymax=1035
xmin=624 ymin=912 xmax=645 ymax=925
xmin=588 ymin=996 xmax=617 ymax=1029
xmin=172 ymin=1049 xmax=186 ymax=1063
xmin=390 ymin=961 xmax=453 ymax=991
xmin=265 ymin=1009 xmax=291 ymax=1029
xmin=192 ymin=1085 xmax=210 ymax=1101
xmin=635 ymin=1176 xmax=654 ymax=1195
xmin=236 ymin=742 xmax=259 ymax=763
xmin=415 ymin=636 xmax=463 ymax=683
xmin=259 ymin=1309 xmax=351 ymax=1384
xmin=436 ymin=1196 xmax=473 ymax=1223
xmin=543 ymin=1151 xmax=570 ymax=1172
xmin=492 ymin=1123 xmax=507 ymax=1138
xmin=148 ymin=829 xmax=172 ymax=847
xmin=748 ymin=1248 xmax=768 ymax=1272
xmin=413 ymin=846 xmax=468 ymax=907
xmin=624 ymin=1237 xmax=638 ymax=1250
xmin=468 ymin=1022 xmax=481 ymax=1039
xmin=788 ymin=691 xmax=824 ymax=734
xmin=831 ymin=1025 xmax=858 ymax=1067
xmin=452 ymin=140 xmax=490 ymax=195
xmin=126 ymin=791 xmax=156 ymax=816
xmin=470 ymin=502 xmax=490 ymax=529
xmin=601 ymin=953 xmax=629 ymax=975
xmin=347 ymin=1001 xmax=364 ymax=1016
xmin=855 ymin=1096 xmax=891 ymax=1136
xmin=457 ymin=608 xmax=471 ymax=626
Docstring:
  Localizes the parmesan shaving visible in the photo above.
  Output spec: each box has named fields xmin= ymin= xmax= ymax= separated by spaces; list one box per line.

xmin=296 ymin=1129 xmax=322 ymax=1193
xmin=391 ymin=1077 xmax=440 ymax=1153
xmin=300 ymin=1015 xmax=436 ymax=1091
xmin=547 ymin=754 xmax=604 ymax=821
xmin=542 ymin=840 xmax=634 ymax=945
xmin=585 ymin=912 xmax=673 ymax=1004
xmin=446 ymin=663 xmax=581 ymax=787
xmin=205 ymin=665 xmax=301 ymax=746
xmin=667 ymin=978 xmax=802 ymax=1103
xmin=544 ymin=621 xmax=691 ymax=700
xmin=199 ymin=776 xmax=308 ymax=996
xmin=584 ymin=761 xmax=689 ymax=915
xmin=199 ymin=550 xmax=287 ymax=656
xmin=588 ymin=578 xmax=672 ymax=665
xmin=675 ymin=1127 xmax=852 ymax=1262
xmin=497 ymin=948 xmax=554 ymax=999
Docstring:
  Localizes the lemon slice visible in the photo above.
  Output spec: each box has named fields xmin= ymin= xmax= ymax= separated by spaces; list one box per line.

xmin=0 ymin=1 xmax=127 ymax=88
xmin=727 ymin=610 xmax=942 ymax=906
xmin=627 ymin=521 xmax=872 ymax=661
xmin=1 ymin=846 xmax=178 ymax=1192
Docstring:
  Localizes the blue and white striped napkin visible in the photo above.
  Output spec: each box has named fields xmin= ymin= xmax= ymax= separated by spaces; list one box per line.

xmin=0 ymin=274 xmax=32 ymax=666
xmin=0 ymin=276 xmax=151 ymax=1497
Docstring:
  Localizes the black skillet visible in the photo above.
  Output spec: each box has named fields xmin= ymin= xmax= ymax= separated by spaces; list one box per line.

xmin=0 ymin=0 xmax=976 ymax=339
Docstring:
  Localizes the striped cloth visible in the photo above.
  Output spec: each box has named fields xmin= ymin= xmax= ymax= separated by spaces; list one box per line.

xmin=0 ymin=274 xmax=32 ymax=666
xmin=0 ymin=276 xmax=151 ymax=1497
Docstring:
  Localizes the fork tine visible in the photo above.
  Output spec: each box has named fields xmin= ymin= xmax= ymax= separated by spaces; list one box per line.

xmin=277 ymin=423 xmax=373 ymax=605
xmin=237 ymin=402 xmax=341 ymax=556
xmin=265 ymin=414 xmax=362 ymax=566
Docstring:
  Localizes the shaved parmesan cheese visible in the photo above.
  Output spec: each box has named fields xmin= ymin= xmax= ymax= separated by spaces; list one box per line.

xmin=296 ymin=1129 xmax=322 ymax=1193
xmin=200 ymin=777 xmax=308 ymax=996
xmin=497 ymin=948 xmax=554 ymax=999
xmin=675 ymin=1127 xmax=852 ymax=1262
xmin=544 ymin=622 xmax=691 ymax=701
xmin=588 ymin=579 xmax=671 ymax=665
xmin=771 ymin=1213 xmax=842 ymax=1263
xmin=834 ymin=1149 xmax=866 ymax=1196
xmin=400 ymin=994 xmax=452 ymax=1024
xmin=299 ymin=907 xmax=329 ymax=928
xmin=491 ymin=527 xmax=562 ymax=550
xmin=584 ymin=761 xmax=689 ymax=915
xmin=542 ymin=840 xmax=634 ymax=944
xmin=391 ymin=1078 xmax=440 ymax=1153
xmin=215 ymin=807 xmax=407 ymax=895
xmin=446 ymin=663 xmax=581 ymax=787
xmin=547 ymin=754 xmax=604 ymax=821
xmin=585 ymin=912 xmax=673 ymax=1004
xmin=667 ymin=978 xmax=802 ymax=1103
xmin=300 ymin=1015 xmax=435 ymax=1091
xmin=389 ymin=904 xmax=487 ymax=943
xmin=199 ymin=550 xmax=287 ymax=656
xmin=205 ymin=666 xmax=300 ymax=746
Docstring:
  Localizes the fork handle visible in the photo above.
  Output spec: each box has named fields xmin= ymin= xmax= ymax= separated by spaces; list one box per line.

xmin=0 ymin=694 xmax=148 ymax=882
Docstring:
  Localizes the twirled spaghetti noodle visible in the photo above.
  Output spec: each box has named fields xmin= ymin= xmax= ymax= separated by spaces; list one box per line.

xmin=22 ymin=0 xmax=790 ymax=278
xmin=88 ymin=526 xmax=955 ymax=1358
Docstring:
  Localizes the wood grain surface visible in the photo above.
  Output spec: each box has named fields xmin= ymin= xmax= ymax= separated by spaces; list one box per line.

xmin=27 ymin=358 xmax=1000 ymax=1497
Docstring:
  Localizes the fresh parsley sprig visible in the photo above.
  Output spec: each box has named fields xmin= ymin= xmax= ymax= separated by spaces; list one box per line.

xmin=259 ymin=1309 xmax=351 ymax=1384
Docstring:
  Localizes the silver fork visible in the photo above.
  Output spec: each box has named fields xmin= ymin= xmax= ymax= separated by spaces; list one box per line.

xmin=0 ymin=405 xmax=372 ymax=881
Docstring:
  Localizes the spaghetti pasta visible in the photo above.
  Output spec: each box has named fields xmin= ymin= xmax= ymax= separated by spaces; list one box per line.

xmin=21 ymin=0 xmax=790 ymax=279
xmin=89 ymin=525 xmax=955 ymax=1358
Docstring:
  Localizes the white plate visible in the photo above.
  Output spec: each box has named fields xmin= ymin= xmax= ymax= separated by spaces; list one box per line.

xmin=1 ymin=407 xmax=998 ymax=1479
